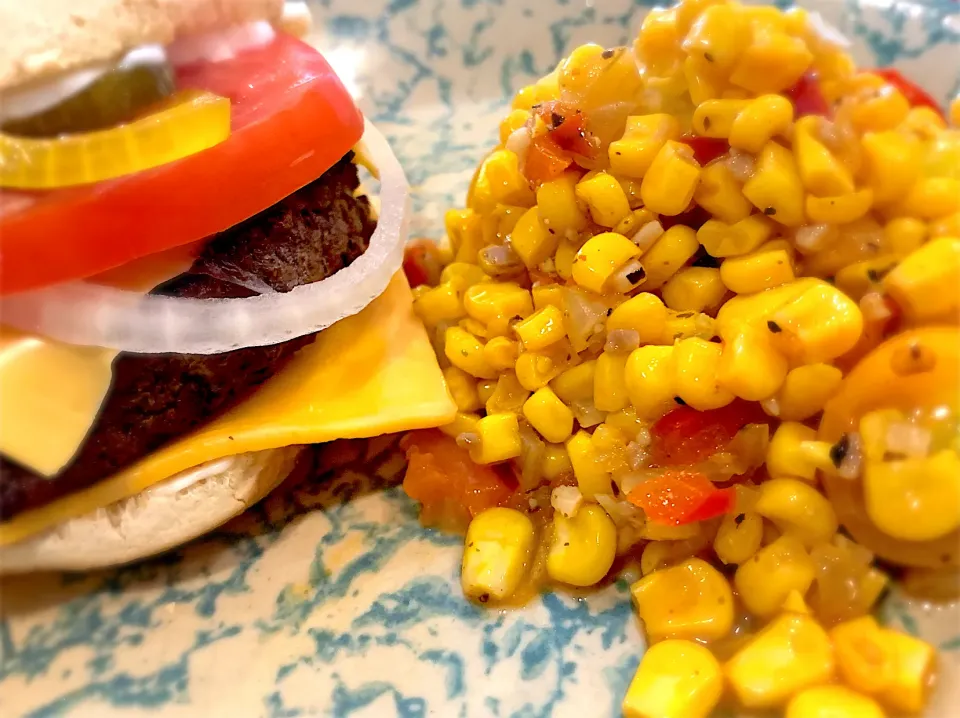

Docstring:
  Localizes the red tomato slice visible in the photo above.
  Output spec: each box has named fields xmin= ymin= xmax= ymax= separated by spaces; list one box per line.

xmin=524 ymin=134 xmax=573 ymax=185
xmin=649 ymin=400 xmax=769 ymax=467
xmin=679 ymin=135 xmax=729 ymax=165
xmin=0 ymin=34 xmax=363 ymax=295
xmin=870 ymin=68 xmax=944 ymax=118
xmin=627 ymin=470 xmax=734 ymax=526
xmin=402 ymin=239 xmax=445 ymax=289
xmin=785 ymin=72 xmax=831 ymax=118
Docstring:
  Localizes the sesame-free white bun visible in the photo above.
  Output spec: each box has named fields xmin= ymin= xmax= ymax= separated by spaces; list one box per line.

xmin=0 ymin=446 xmax=302 ymax=574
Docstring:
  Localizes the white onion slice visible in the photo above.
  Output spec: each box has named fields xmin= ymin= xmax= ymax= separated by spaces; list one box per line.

xmin=167 ymin=21 xmax=277 ymax=67
xmin=1 ymin=119 xmax=409 ymax=355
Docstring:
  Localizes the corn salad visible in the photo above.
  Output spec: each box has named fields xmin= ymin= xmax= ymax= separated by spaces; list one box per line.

xmin=400 ymin=1 xmax=960 ymax=715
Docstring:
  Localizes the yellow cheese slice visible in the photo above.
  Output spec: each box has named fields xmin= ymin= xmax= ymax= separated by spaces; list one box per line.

xmin=0 ymin=274 xmax=456 ymax=546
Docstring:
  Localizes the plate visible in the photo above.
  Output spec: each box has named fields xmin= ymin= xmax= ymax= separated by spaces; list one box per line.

xmin=1 ymin=1 xmax=959 ymax=716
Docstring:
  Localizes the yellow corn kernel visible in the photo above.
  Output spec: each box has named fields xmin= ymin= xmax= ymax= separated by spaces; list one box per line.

xmin=498 ymin=108 xmax=531 ymax=146
xmin=834 ymin=256 xmax=900 ymax=301
xmin=694 ymin=161 xmax=754 ymax=223
xmin=725 ymin=612 xmax=835 ymax=709
xmin=636 ymin=225 xmax=700 ymax=289
xmin=414 ymin=283 xmax=466 ymax=327
xmin=625 ymin=345 xmax=676 ymax=419
xmin=641 ymin=141 xmax=701 ymax=216
xmin=576 ymin=171 xmax=632 ymax=228
xmin=717 ymin=326 xmax=788 ymax=401
xmin=609 ymin=114 xmax=682 ymax=179
xmin=475 ymin=379 xmax=496 ymax=405
xmin=547 ymin=504 xmax=617 ymax=587
xmin=744 ymin=141 xmax=806 ymax=227
xmin=729 ymin=30 xmax=813 ymax=94
xmin=485 ymin=372 xmax=530 ymax=416
xmin=720 ymin=248 xmax=795 ymax=295
xmin=443 ymin=365 xmax=482 ymax=412
xmin=571 ymin=231 xmax=641 ymax=294
xmin=698 ymin=215 xmax=775 ymax=258
xmin=444 ymin=326 xmax=497 ymax=379
xmin=438 ymin=412 xmax=481 ymax=439
xmin=692 ymin=99 xmax=751 ymax=139
xmin=462 ymin=508 xmax=536 ymax=601
xmin=767 ymin=280 xmax=864 ymax=364
xmin=565 ymin=430 xmax=611 ymax=498
xmin=662 ymin=309 xmax=717 ymax=344
xmin=622 ymin=639 xmax=723 ymax=718
xmin=551 ymin=360 xmax=597 ymax=403
xmin=773 ymin=363 xmax=843 ymax=422
xmin=786 ymin=686 xmax=885 ymax=718
xmin=831 ymin=616 xmax=897 ymax=695
xmin=537 ymin=172 xmax=588 ymax=237
xmin=896 ymin=177 xmax=960 ymax=220
xmin=715 ymin=278 xmax=816 ymax=340
xmin=766 ymin=422 xmax=819 ymax=481
xmin=607 ymin=292 xmax=669 ymax=344
xmin=470 ymin=413 xmax=522 ymax=464
xmin=513 ymin=304 xmax=567 ymax=352
xmin=459 ymin=317 xmax=488 ymax=339
xmin=630 ymin=558 xmax=734 ymax=642
xmin=594 ymin=351 xmax=629 ymax=412
xmin=851 ymin=85 xmax=911 ymax=134
xmin=542 ymin=443 xmax=573 ymax=479
xmin=510 ymin=206 xmax=558 ymax=270
xmin=515 ymin=349 xmax=566 ymax=391
xmin=440 ymin=262 xmax=487 ymax=291
xmin=734 ymin=535 xmax=816 ymax=618
xmin=683 ymin=2 xmax=748 ymax=71
xmin=672 ymin=338 xmax=733 ymax=411
xmin=483 ymin=336 xmax=520 ymax=371
xmin=729 ymin=95 xmax=794 ymax=154
xmin=864 ymin=449 xmax=960 ymax=542
xmin=554 ymin=239 xmax=578 ymax=280
xmin=860 ymin=131 xmax=922 ymax=204
xmin=511 ymin=76 xmax=558 ymax=111
xmin=683 ymin=55 xmax=724 ymax=106
xmin=523 ymin=386 xmax=574 ymax=443
xmin=880 ymin=629 xmax=936 ymax=714
xmin=882 ymin=217 xmax=927 ymax=256
xmin=471 ymin=149 xmax=535 ymax=212
xmin=662 ymin=267 xmax=726 ymax=314
xmin=446 ymin=208 xmax=483 ymax=263
xmin=806 ymin=188 xmax=874 ymax=224
xmin=931 ymin=211 xmax=960 ymax=238
xmin=530 ymin=285 xmax=563 ymax=313
xmin=714 ymin=511 xmax=763 ymax=565
xmin=754 ymin=478 xmax=839 ymax=547
xmin=464 ymin=282 xmax=532 ymax=326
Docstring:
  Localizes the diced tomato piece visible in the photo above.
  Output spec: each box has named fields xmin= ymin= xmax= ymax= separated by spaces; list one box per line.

xmin=869 ymin=68 xmax=945 ymax=118
xmin=679 ymin=135 xmax=729 ymax=166
xmin=524 ymin=134 xmax=573 ymax=185
xmin=649 ymin=400 xmax=769 ymax=467
xmin=627 ymin=470 xmax=735 ymax=526
xmin=785 ymin=72 xmax=831 ymax=118
xmin=402 ymin=239 xmax=444 ymax=288
xmin=401 ymin=430 xmax=517 ymax=532
xmin=533 ymin=101 xmax=599 ymax=159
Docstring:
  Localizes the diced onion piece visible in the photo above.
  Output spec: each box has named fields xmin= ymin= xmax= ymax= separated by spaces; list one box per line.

xmin=1 ymin=119 xmax=410 ymax=355
xmin=167 ymin=22 xmax=277 ymax=67
xmin=0 ymin=90 xmax=231 ymax=189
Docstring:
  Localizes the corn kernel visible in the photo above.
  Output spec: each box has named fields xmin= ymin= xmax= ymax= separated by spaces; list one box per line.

xmin=542 ymin=443 xmax=573 ymax=479
xmin=755 ymin=478 xmax=839 ymax=547
xmin=470 ymin=413 xmax=522 ymax=464
xmin=462 ymin=508 xmax=536 ymax=601
xmin=834 ymin=256 xmax=900 ymax=301
xmin=547 ymin=504 xmax=617 ymax=587
xmin=608 ymin=293 xmax=669 ymax=344
xmin=641 ymin=141 xmax=701 ymax=216
xmin=440 ymin=262 xmax=487 ymax=291
xmin=880 ymin=629 xmax=936 ymax=714
xmin=692 ymin=99 xmax=752 ymax=139
xmin=715 ymin=278 xmax=817 ymax=340
xmin=891 ymin=177 xmax=960 ymax=219
xmin=635 ymin=8 xmax=683 ymax=77
xmin=499 ymin=108 xmax=531 ymax=146
xmin=698 ymin=215 xmax=775 ymax=257
xmin=721 ymin=248 xmax=795 ymax=295
xmin=523 ymin=387 xmax=574 ymax=443
xmin=445 ymin=326 xmax=497 ymax=379
xmin=537 ymin=172 xmax=588 ymax=238
xmin=743 ymin=141 xmax=806 ymax=226
xmin=786 ymin=686 xmax=885 ymax=718
xmin=767 ymin=280 xmax=864 ymax=364
xmin=439 ymin=412 xmax=481 ymax=439
xmin=515 ymin=349 xmax=565 ymax=391
xmin=572 ymin=231 xmax=641 ymax=294
xmin=662 ymin=309 xmax=717 ymax=344
xmin=554 ymin=240 xmax=578 ymax=280
xmin=662 ymin=267 xmax=727 ymax=313
xmin=882 ymin=217 xmax=927 ymax=256
xmin=683 ymin=55 xmax=724 ymax=106
xmin=464 ymin=282 xmax=533 ymax=326
xmin=609 ymin=114 xmax=682 ymax=179
xmin=476 ymin=379 xmax=496 ymax=404
xmin=638 ymin=225 xmax=701 ymax=289
xmin=485 ymin=372 xmax=530 ymax=415
xmin=725 ymin=612 xmax=835 ymax=709
xmin=717 ymin=326 xmax=788 ymax=401
xmin=831 ymin=616 xmax=897 ymax=695
xmin=510 ymin=206 xmax=558 ymax=269
xmin=594 ymin=351 xmax=629 ymax=412
xmin=683 ymin=2 xmax=748 ymax=71
xmin=566 ymin=430 xmax=611 ymax=498
xmin=729 ymin=30 xmax=813 ymax=94
xmin=806 ymin=188 xmax=874 ymax=224
xmin=714 ymin=511 xmax=763 ymax=565
xmin=446 ymin=208 xmax=484 ymax=263
xmin=622 ymin=640 xmax=723 ymax=718
xmin=551 ymin=360 xmax=597 ymax=403
xmin=483 ymin=336 xmax=520 ymax=371
xmin=576 ymin=171 xmax=632 ymax=228
xmin=849 ymin=84 xmax=910 ymax=133
xmin=774 ymin=364 xmax=843 ymax=422
xmin=514 ymin=304 xmax=567 ymax=351
xmin=729 ymin=95 xmax=794 ymax=154
xmin=884 ymin=236 xmax=960 ymax=322
xmin=631 ymin=558 xmax=734 ymax=642
xmin=625 ymin=345 xmax=676 ymax=419
xmin=694 ymin=161 xmax=754 ymax=223
xmin=672 ymin=338 xmax=733 ymax=411
xmin=735 ymin=535 xmax=816 ymax=618
xmin=444 ymin=366 xmax=482 ymax=412
xmin=471 ymin=149 xmax=535 ymax=212
xmin=860 ymin=131 xmax=922 ymax=204
xmin=767 ymin=422 xmax=819 ymax=481
xmin=414 ymin=283 xmax=466 ymax=327
xmin=931 ymin=211 xmax=960 ymax=238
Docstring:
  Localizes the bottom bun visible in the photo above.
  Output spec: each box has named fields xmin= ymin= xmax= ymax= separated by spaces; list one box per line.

xmin=0 ymin=447 xmax=303 ymax=575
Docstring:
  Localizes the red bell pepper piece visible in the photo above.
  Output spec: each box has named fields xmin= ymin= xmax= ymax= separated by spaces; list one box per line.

xmin=627 ymin=470 xmax=735 ymax=526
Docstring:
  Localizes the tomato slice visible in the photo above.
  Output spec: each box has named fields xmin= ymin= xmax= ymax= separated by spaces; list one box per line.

xmin=524 ymin=134 xmax=573 ymax=185
xmin=402 ymin=239 xmax=445 ymax=289
xmin=0 ymin=34 xmax=363 ymax=295
xmin=784 ymin=72 xmax=831 ymax=118
xmin=627 ymin=470 xmax=735 ymax=526
xmin=869 ymin=68 xmax=944 ymax=118
xmin=679 ymin=135 xmax=728 ymax=166
xmin=649 ymin=400 xmax=769 ymax=467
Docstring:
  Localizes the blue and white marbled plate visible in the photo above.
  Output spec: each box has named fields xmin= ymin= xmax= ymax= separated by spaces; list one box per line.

xmin=1 ymin=1 xmax=959 ymax=716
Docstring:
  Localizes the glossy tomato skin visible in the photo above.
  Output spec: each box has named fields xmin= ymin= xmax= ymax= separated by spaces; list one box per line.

xmin=649 ymin=400 xmax=769 ymax=467
xmin=1 ymin=34 xmax=363 ymax=295
xmin=628 ymin=469 xmax=734 ymax=526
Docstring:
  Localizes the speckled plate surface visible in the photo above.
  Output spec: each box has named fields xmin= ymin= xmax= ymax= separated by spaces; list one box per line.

xmin=2 ymin=1 xmax=959 ymax=716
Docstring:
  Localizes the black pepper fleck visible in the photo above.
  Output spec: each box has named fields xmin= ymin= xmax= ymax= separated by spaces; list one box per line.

xmin=703 ymin=116 xmax=712 ymax=130
xmin=734 ymin=513 xmax=745 ymax=526
xmin=676 ymin=311 xmax=695 ymax=318
xmin=606 ymin=308 xmax=613 ymax=316
xmin=601 ymin=48 xmax=616 ymax=59
xmin=704 ymin=52 xmax=714 ymax=63
xmin=550 ymin=111 xmax=564 ymax=128
xmin=461 ymin=350 xmax=469 ymax=357
xmin=564 ymin=542 xmax=571 ymax=547
xmin=767 ymin=320 xmax=782 ymax=333
xmin=764 ymin=207 xmax=777 ymax=216
xmin=830 ymin=433 xmax=850 ymax=468
xmin=674 ymin=396 xmax=686 ymax=405
xmin=611 ymin=480 xmax=621 ymax=497
xmin=478 ymin=593 xmax=490 ymax=604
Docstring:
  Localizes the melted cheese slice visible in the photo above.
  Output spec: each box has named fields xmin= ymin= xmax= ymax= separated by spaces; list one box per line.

xmin=0 ymin=274 xmax=456 ymax=546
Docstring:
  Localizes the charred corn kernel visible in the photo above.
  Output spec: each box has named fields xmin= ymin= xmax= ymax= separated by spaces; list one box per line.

xmin=515 ymin=350 xmax=564 ymax=391
xmin=476 ymin=379 xmax=496 ymax=404
xmin=464 ymin=282 xmax=533 ymax=326
xmin=637 ymin=225 xmax=700 ymax=289
xmin=551 ymin=360 xmax=597 ymax=403
xmin=470 ymin=413 xmax=522 ymax=464
xmin=694 ymin=161 xmax=754 ymax=223
xmin=662 ymin=267 xmax=726 ymax=314
xmin=523 ymin=387 xmax=574 ymax=443
xmin=729 ymin=30 xmax=813 ymax=94
xmin=683 ymin=2 xmax=748 ymax=71
xmin=860 ymin=131 xmax=922 ymax=204
xmin=698 ymin=215 xmax=775 ymax=257
xmin=831 ymin=616 xmax=897 ymax=695
xmin=566 ymin=430 xmax=611 ymax=498
xmin=894 ymin=177 xmax=960 ymax=219
xmin=641 ymin=141 xmax=701 ymax=216
xmin=755 ymin=478 xmax=838 ymax=548
xmin=884 ymin=236 xmax=960 ymax=321
xmin=444 ymin=366 xmax=482 ymax=412
xmin=786 ymin=686 xmax=886 ymax=718
xmin=514 ymin=305 xmax=566 ymax=351
xmin=883 ymin=217 xmax=927 ymax=256
xmin=631 ymin=558 xmax=734 ymax=642
xmin=547 ymin=504 xmax=616 ymax=587
xmin=717 ymin=326 xmax=788 ymax=401
xmin=576 ymin=172 xmax=632 ymax=228
xmin=744 ymin=141 xmax=806 ymax=227
xmin=725 ymin=612 xmax=835 ymax=709
xmin=572 ymin=232 xmax=641 ymax=294
xmin=510 ymin=207 xmax=558 ymax=270
xmin=692 ymin=99 xmax=751 ymax=139
xmin=608 ymin=293 xmax=669 ymax=343
xmin=440 ymin=262 xmax=487 ymax=291
xmin=414 ymin=283 xmax=465 ymax=326
xmin=486 ymin=372 xmax=530 ymax=415
xmin=498 ymin=108 xmax=530 ymax=146
xmin=622 ymin=639 xmax=723 ymax=718
xmin=445 ymin=327 xmax=497 ymax=379
xmin=806 ymin=189 xmax=874 ymax=224
xmin=537 ymin=172 xmax=588 ymax=237
xmin=672 ymin=338 xmax=733 ymax=411
xmin=609 ymin=114 xmax=682 ymax=179
xmin=483 ymin=336 xmax=520 ymax=371
xmin=774 ymin=364 xmax=843 ymax=422
xmin=721 ymin=248 xmax=795 ymax=295
xmin=714 ymin=511 xmax=763 ymax=565
xmin=439 ymin=412 xmax=481 ymax=439
xmin=767 ymin=422 xmax=819 ymax=481
xmin=462 ymin=508 xmax=536 ymax=601
xmin=850 ymin=85 xmax=911 ymax=133
xmin=542 ymin=443 xmax=573 ymax=479
xmin=471 ymin=149 xmax=535 ymax=212
xmin=735 ymin=535 xmax=816 ymax=618
xmin=880 ymin=630 xmax=936 ymax=713
xmin=834 ymin=256 xmax=899 ymax=301
xmin=729 ymin=95 xmax=794 ymax=154
xmin=767 ymin=281 xmax=864 ymax=364
xmin=594 ymin=351 xmax=629 ymax=412
xmin=625 ymin=345 xmax=676 ymax=419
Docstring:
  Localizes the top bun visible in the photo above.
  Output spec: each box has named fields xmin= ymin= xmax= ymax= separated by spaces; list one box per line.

xmin=0 ymin=0 xmax=285 ymax=92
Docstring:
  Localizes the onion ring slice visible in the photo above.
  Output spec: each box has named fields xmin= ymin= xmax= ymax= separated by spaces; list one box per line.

xmin=1 ymin=119 xmax=409 ymax=355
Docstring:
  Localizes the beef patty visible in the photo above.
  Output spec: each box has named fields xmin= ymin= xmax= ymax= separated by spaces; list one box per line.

xmin=0 ymin=152 xmax=376 ymax=521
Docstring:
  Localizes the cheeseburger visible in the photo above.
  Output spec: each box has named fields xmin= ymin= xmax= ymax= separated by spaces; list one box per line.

xmin=0 ymin=0 xmax=456 ymax=572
